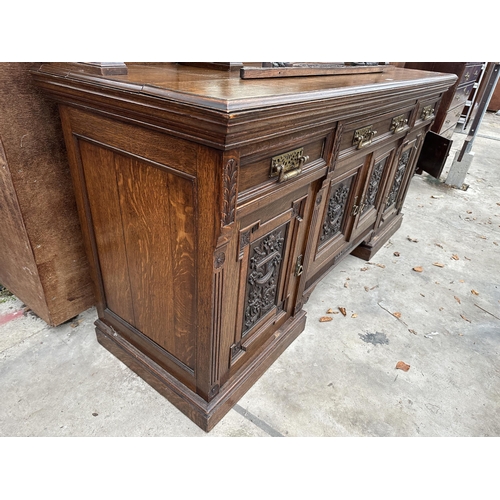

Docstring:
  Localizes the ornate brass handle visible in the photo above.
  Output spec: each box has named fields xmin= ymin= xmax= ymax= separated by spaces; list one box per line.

xmin=276 ymin=156 xmax=308 ymax=182
xmin=270 ymin=148 xmax=309 ymax=182
xmin=391 ymin=115 xmax=408 ymax=134
xmin=353 ymin=126 xmax=377 ymax=149
xmin=421 ymin=105 xmax=435 ymax=120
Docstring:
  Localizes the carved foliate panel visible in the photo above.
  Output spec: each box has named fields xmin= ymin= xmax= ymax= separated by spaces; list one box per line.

xmin=242 ymin=224 xmax=288 ymax=335
xmin=386 ymin=149 xmax=411 ymax=208
xmin=362 ymin=157 xmax=387 ymax=215
xmin=222 ymin=158 xmax=238 ymax=227
xmin=319 ymin=178 xmax=353 ymax=244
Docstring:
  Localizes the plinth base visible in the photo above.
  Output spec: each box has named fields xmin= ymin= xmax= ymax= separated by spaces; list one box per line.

xmin=96 ymin=310 xmax=307 ymax=432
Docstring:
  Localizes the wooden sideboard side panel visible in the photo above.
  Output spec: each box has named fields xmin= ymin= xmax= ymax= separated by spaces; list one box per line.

xmin=116 ymin=155 xmax=197 ymax=368
xmin=63 ymin=107 xmax=199 ymax=176
xmin=77 ymin=139 xmax=197 ymax=371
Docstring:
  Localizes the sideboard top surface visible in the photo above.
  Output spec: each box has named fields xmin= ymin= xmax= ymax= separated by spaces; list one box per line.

xmin=33 ymin=63 xmax=457 ymax=113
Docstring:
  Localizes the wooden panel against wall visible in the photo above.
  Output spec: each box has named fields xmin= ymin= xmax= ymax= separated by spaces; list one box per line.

xmin=0 ymin=63 xmax=94 ymax=325
xmin=0 ymin=137 xmax=48 ymax=318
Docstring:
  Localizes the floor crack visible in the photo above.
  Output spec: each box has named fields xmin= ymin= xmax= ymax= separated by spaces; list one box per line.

xmin=233 ymin=404 xmax=284 ymax=437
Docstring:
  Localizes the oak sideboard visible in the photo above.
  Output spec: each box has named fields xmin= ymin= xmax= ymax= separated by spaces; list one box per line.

xmin=32 ymin=63 xmax=457 ymax=431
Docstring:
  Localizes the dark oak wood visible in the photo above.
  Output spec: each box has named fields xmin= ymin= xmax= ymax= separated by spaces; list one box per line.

xmin=0 ymin=63 xmax=94 ymax=326
xmin=32 ymin=62 xmax=456 ymax=430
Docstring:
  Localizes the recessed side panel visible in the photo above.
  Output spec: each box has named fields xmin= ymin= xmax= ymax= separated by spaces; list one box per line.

xmin=78 ymin=139 xmax=197 ymax=371
xmin=78 ymin=140 xmax=136 ymax=325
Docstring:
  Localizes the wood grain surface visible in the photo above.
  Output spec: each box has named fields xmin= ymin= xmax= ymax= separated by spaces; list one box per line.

xmin=0 ymin=63 xmax=94 ymax=325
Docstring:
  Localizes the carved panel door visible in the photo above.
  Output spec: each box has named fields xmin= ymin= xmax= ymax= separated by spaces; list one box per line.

xmin=317 ymin=167 xmax=361 ymax=257
xmin=302 ymin=159 xmax=365 ymax=291
xmin=350 ymin=142 xmax=399 ymax=241
xmin=378 ymin=134 xmax=423 ymax=228
xmin=228 ymin=185 xmax=311 ymax=372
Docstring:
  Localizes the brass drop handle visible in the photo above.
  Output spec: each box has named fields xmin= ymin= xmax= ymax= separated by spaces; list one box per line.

xmin=391 ymin=115 xmax=408 ymax=134
xmin=421 ymin=105 xmax=435 ymax=120
xmin=353 ymin=126 xmax=377 ymax=149
xmin=270 ymin=148 xmax=309 ymax=183
xmin=276 ymin=154 xmax=309 ymax=183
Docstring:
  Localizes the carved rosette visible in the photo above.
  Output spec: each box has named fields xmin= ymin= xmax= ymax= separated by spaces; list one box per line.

xmin=222 ymin=158 xmax=238 ymax=227
xmin=243 ymin=227 xmax=287 ymax=335
xmin=386 ymin=150 xmax=411 ymax=208
xmin=320 ymin=182 xmax=350 ymax=243
xmin=214 ymin=251 xmax=226 ymax=269
xmin=362 ymin=158 xmax=386 ymax=214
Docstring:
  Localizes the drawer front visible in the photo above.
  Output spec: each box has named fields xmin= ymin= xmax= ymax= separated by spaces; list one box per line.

xmin=415 ymin=98 xmax=440 ymax=126
xmin=459 ymin=64 xmax=483 ymax=86
xmin=440 ymin=125 xmax=456 ymax=140
xmin=338 ymin=106 xmax=414 ymax=159
xmin=439 ymin=105 xmax=463 ymax=133
xmin=452 ymin=81 xmax=476 ymax=108
xmin=238 ymin=132 xmax=330 ymax=202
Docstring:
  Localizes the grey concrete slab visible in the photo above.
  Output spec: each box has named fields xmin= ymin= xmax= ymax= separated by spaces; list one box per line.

xmin=1 ymin=112 xmax=499 ymax=438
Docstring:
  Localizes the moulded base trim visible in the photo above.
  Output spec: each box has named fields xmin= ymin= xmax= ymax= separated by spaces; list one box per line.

xmin=95 ymin=310 xmax=307 ymax=432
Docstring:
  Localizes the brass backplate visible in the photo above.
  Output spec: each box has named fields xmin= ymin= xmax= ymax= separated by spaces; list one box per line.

xmin=353 ymin=125 xmax=374 ymax=149
xmin=421 ymin=105 xmax=435 ymax=121
xmin=270 ymin=147 xmax=305 ymax=177
xmin=390 ymin=114 xmax=408 ymax=133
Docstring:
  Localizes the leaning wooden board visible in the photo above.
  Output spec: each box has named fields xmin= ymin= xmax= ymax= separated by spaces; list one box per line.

xmin=0 ymin=63 xmax=94 ymax=326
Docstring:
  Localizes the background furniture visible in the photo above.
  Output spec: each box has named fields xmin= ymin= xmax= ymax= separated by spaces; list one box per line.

xmin=0 ymin=63 xmax=94 ymax=325
xmin=487 ymin=76 xmax=500 ymax=111
xmin=32 ymin=63 xmax=456 ymax=430
xmin=405 ymin=62 xmax=484 ymax=138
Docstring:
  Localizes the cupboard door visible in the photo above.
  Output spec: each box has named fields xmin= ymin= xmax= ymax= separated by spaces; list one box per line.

xmin=350 ymin=144 xmax=397 ymax=240
xmin=302 ymin=159 xmax=365 ymax=292
xmin=317 ymin=168 xmax=360 ymax=252
xmin=229 ymin=187 xmax=310 ymax=369
xmin=379 ymin=136 xmax=421 ymax=226
xmin=415 ymin=131 xmax=452 ymax=179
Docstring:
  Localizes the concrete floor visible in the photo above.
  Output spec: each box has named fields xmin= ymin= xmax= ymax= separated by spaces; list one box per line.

xmin=1 ymin=112 xmax=499 ymax=438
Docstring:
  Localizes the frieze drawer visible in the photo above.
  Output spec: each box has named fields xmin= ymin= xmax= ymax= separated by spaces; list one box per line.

xmin=238 ymin=133 xmax=330 ymax=204
xmin=337 ymin=106 xmax=414 ymax=159
xmin=415 ymin=99 xmax=440 ymax=125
